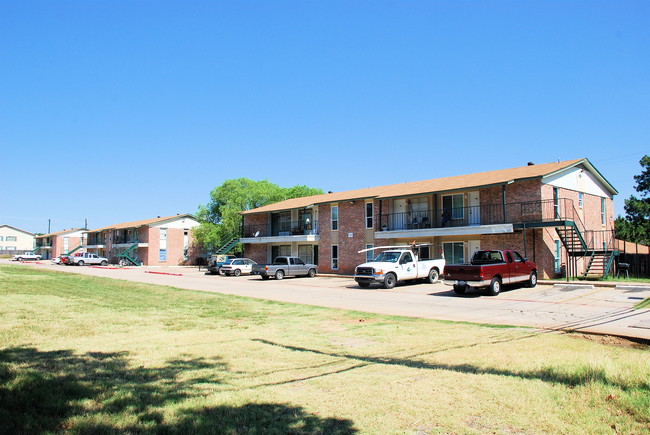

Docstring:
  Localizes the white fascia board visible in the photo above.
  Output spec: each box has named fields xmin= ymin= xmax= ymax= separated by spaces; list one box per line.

xmin=375 ymin=224 xmax=514 ymax=239
xmin=240 ymin=235 xmax=320 ymax=244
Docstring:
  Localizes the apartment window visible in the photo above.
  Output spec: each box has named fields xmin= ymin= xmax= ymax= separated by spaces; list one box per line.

xmin=442 ymin=194 xmax=464 ymax=220
xmin=6 ymin=246 xmax=16 ymax=250
xmin=0 ymin=236 xmax=3 ymax=241
xmin=298 ymin=245 xmax=314 ymax=264
xmin=331 ymin=206 xmax=339 ymax=231
xmin=554 ymin=240 xmax=561 ymax=274
xmin=6 ymin=236 xmax=17 ymax=242
xmin=443 ymin=242 xmax=465 ymax=264
xmin=365 ymin=244 xmax=374 ymax=262
xmin=365 ymin=202 xmax=373 ymax=229
xmin=271 ymin=245 xmax=291 ymax=261
xmin=160 ymin=228 xmax=167 ymax=262
xmin=331 ymin=245 xmax=338 ymax=270
xmin=578 ymin=192 xmax=584 ymax=208
xmin=601 ymin=198 xmax=606 ymax=225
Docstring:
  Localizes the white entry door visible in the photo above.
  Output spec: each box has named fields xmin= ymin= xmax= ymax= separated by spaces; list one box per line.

xmin=468 ymin=191 xmax=480 ymax=225
xmin=468 ymin=240 xmax=481 ymax=261
xmin=392 ymin=199 xmax=407 ymax=230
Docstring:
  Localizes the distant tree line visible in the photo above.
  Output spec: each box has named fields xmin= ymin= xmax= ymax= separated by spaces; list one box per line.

xmin=615 ymin=155 xmax=650 ymax=246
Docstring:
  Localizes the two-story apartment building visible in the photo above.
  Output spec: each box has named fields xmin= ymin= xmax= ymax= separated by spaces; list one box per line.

xmin=241 ymin=159 xmax=618 ymax=279
xmin=84 ymin=214 xmax=200 ymax=266
xmin=0 ymin=225 xmax=35 ymax=253
xmin=34 ymin=228 xmax=85 ymax=260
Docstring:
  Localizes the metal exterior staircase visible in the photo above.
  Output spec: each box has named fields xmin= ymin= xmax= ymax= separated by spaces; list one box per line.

xmin=556 ymin=224 xmax=587 ymax=253
xmin=117 ymin=243 xmax=140 ymax=266
xmin=554 ymin=210 xmax=618 ymax=278
xmin=213 ymin=232 xmax=240 ymax=255
xmin=67 ymin=245 xmax=83 ymax=255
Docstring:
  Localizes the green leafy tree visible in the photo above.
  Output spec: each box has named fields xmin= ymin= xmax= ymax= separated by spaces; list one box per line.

xmin=615 ymin=155 xmax=650 ymax=245
xmin=195 ymin=178 xmax=323 ymax=253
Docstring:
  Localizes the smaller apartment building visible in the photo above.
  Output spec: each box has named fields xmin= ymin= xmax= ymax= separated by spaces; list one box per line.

xmin=84 ymin=214 xmax=200 ymax=266
xmin=0 ymin=225 xmax=35 ymax=253
xmin=241 ymin=159 xmax=618 ymax=279
xmin=34 ymin=228 xmax=85 ymax=260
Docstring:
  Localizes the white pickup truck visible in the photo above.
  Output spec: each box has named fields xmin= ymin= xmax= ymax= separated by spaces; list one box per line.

xmin=71 ymin=252 xmax=109 ymax=266
xmin=354 ymin=245 xmax=445 ymax=289
xmin=12 ymin=252 xmax=42 ymax=261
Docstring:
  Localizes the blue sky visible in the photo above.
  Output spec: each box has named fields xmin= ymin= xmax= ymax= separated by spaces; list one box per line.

xmin=1 ymin=0 xmax=648 ymax=234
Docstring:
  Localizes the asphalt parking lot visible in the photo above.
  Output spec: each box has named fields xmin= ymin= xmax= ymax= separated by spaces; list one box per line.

xmin=5 ymin=259 xmax=650 ymax=341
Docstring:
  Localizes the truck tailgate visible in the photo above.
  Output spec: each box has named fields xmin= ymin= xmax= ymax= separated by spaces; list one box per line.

xmin=444 ymin=265 xmax=482 ymax=281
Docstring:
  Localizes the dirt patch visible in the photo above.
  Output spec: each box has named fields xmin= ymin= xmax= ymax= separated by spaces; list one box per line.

xmin=569 ymin=332 xmax=650 ymax=349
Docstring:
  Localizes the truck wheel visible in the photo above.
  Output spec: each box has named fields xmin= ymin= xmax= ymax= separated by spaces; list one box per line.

xmin=526 ymin=271 xmax=537 ymax=288
xmin=358 ymin=282 xmax=370 ymax=288
xmin=77 ymin=260 xmax=85 ymax=266
xmin=307 ymin=268 xmax=316 ymax=278
xmin=275 ymin=270 xmax=285 ymax=280
xmin=427 ymin=268 xmax=439 ymax=283
xmin=17 ymin=257 xmax=23 ymax=261
xmin=100 ymin=260 xmax=108 ymax=266
xmin=486 ymin=277 xmax=501 ymax=296
xmin=383 ymin=273 xmax=397 ymax=289
xmin=453 ymin=284 xmax=467 ymax=295
xmin=234 ymin=269 xmax=241 ymax=277
xmin=261 ymin=275 xmax=270 ymax=280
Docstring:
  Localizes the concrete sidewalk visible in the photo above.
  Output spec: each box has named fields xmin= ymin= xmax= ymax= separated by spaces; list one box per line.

xmin=5 ymin=259 xmax=650 ymax=342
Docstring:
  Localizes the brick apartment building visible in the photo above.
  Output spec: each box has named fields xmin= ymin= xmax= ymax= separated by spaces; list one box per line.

xmin=84 ymin=214 xmax=199 ymax=266
xmin=34 ymin=228 xmax=85 ymax=260
xmin=240 ymin=159 xmax=618 ymax=279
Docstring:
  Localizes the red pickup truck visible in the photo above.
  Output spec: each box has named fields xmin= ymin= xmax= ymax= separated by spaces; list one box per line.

xmin=442 ymin=250 xmax=537 ymax=296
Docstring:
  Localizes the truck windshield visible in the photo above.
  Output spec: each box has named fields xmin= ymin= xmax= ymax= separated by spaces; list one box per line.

xmin=372 ymin=251 xmax=401 ymax=263
xmin=273 ymin=258 xmax=288 ymax=265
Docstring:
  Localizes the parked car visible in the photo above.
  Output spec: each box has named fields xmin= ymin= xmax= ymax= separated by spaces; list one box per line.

xmin=443 ymin=249 xmax=537 ymax=296
xmin=61 ymin=255 xmax=75 ymax=265
xmin=207 ymin=254 xmax=238 ymax=275
xmin=70 ymin=252 xmax=109 ymax=266
xmin=251 ymin=256 xmax=317 ymax=280
xmin=12 ymin=252 xmax=42 ymax=261
xmin=51 ymin=254 xmax=73 ymax=265
xmin=220 ymin=258 xmax=257 ymax=276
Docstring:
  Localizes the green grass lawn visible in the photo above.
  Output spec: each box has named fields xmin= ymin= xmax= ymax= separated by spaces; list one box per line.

xmin=1 ymin=264 xmax=649 ymax=434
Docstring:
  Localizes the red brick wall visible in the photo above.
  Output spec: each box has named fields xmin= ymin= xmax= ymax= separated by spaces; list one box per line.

xmin=52 ymin=235 xmax=82 ymax=258
xmin=147 ymin=227 xmax=160 ymax=265
xmin=318 ymin=204 xmax=333 ymax=273
xmin=243 ymin=213 xmax=268 ymax=236
xmin=338 ymin=201 xmax=369 ymax=274
xmin=141 ymin=227 xmax=189 ymax=266
xmin=244 ymin=243 xmax=268 ymax=264
xmin=317 ymin=201 xmax=368 ymax=274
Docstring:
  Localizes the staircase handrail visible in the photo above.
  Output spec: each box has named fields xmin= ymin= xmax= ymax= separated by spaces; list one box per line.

xmin=603 ymin=253 xmax=616 ymax=277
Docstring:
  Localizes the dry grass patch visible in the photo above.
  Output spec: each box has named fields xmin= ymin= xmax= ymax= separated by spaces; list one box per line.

xmin=1 ymin=264 xmax=648 ymax=434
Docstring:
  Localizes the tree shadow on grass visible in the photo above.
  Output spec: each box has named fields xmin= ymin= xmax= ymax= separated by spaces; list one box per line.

xmin=0 ymin=347 xmax=357 ymax=434
xmin=253 ymin=339 xmax=650 ymax=392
